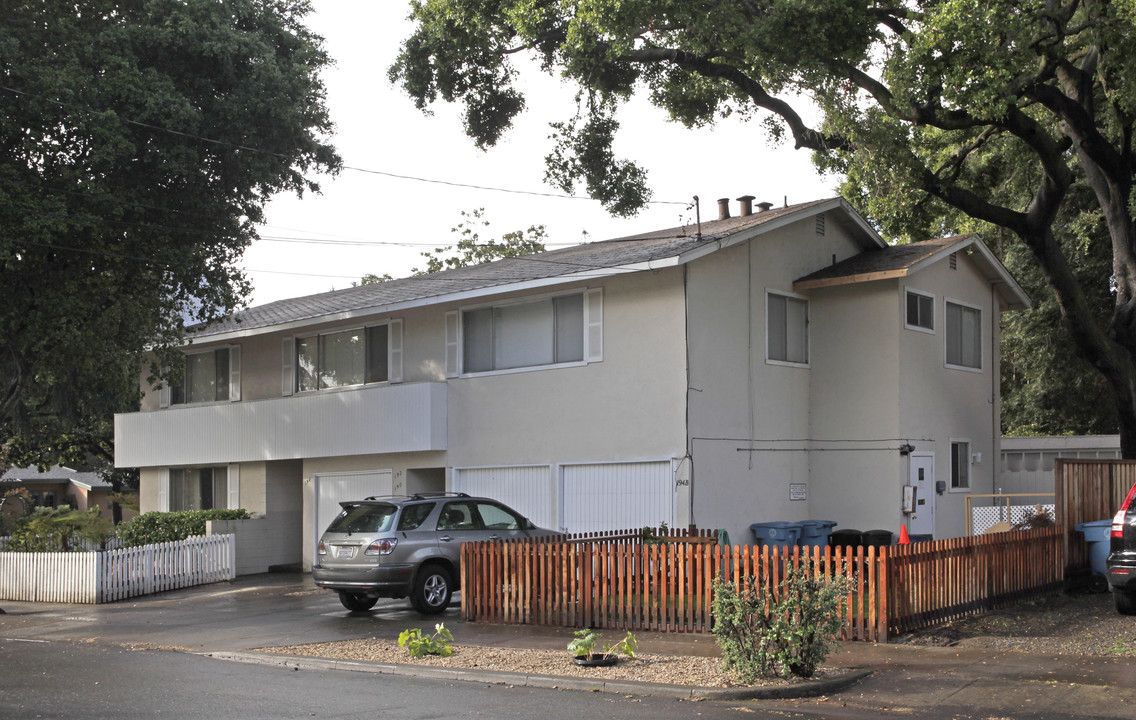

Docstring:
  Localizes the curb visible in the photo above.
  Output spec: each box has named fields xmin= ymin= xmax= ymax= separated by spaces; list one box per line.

xmin=208 ymin=650 xmax=871 ymax=700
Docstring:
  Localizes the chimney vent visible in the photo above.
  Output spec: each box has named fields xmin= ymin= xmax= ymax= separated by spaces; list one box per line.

xmin=737 ymin=195 xmax=756 ymax=217
xmin=757 ymin=201 xmax=774 ymax=213
xmin=717 ymin=198 xmax=731 ymax=220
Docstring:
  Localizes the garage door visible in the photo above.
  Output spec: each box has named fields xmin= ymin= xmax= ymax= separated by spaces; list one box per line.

xmin=561 ymin=461 xmax=673 ymax=534
xmin=314 ymin=470 xmax=393 ymax=554
xmin=452 ymin=466 xmax=553 ymax=530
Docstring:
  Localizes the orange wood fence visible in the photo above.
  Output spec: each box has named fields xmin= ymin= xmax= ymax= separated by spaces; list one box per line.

xmin=460 ymin=526 xmax=1063 ymax=642
xmin=1055 ymin=459 xmax=1136 ymax=574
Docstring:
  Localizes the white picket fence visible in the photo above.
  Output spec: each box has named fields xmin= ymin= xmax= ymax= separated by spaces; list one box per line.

xmin=0 ymin=534 xmax=235 ymax=603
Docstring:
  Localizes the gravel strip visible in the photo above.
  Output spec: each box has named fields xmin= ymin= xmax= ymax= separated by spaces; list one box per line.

xmin=255 ymin=639 xmax=841 ymax=689
xmin=896 ymin=590 xmax=1136 ymax=656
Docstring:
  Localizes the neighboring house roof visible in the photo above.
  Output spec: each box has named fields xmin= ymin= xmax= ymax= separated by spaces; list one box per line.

xmin=193 ymin=197 xmax=885 ymax=342
xmin=793 ymin=234 xmax=1031 ymax=310
xmin=0 ymin=466 xmax=111 ymax=491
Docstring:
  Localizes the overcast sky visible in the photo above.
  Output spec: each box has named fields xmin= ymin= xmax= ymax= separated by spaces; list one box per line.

xmin=244 ymin=1 xmax=837 ymax=307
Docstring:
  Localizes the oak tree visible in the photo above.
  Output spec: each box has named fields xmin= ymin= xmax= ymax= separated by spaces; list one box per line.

xmin=391 ymin=0 xmax=1136 ymax=453
xmin=1 ymin=0 xmax=340 ymax=470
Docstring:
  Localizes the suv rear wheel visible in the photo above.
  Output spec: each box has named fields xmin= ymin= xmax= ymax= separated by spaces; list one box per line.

xmin=338 ymin=591 xmax=378 ymax=612
xmin=1116 ymin=589 xmax=1136 ymax=616
xmin=411 ymin=565 xmax=452 ymax=614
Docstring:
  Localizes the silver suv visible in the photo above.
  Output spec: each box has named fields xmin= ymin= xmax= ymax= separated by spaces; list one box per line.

xmin=312 ymin=492 xmax=559 ymax=613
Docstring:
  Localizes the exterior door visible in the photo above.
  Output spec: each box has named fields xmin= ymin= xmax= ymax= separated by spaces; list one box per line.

xmin=313 ymin=469 xmax=393 ymax=559
xmin=560 ymin=461 xmax=674 ymax=534
xmin=909 ymin=453 xmax=935 ymax=537
xmin=452 ymin=466 xmax=553 ymax=529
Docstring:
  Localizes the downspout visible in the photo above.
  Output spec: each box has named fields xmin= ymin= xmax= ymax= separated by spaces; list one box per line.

xmin=749 ymin=238 xmax=755 ymax=469
xmin=684 ymin=262 xmax=695 ymax=529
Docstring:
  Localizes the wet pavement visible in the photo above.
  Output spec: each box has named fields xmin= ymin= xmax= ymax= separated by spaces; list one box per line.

xmin=3 ymin=572 xmax=1135 ymax=716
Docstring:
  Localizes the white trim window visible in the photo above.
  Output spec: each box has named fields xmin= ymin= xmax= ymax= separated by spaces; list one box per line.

xmin=950 ymin=440 xmax=971 ymax=490
xmin=457 ymin=290 xmax=598 ymax=374
xmin=166 ymin=465 xmax=238 ymax=511
xmin=945 ymin=300 xmax=982 ymax=370
xmin=766 ymin=290 xmax=809 ymax=366
xmin=166 ymin=346 xmax=240 ymax=406
xmin=290 ymin=323 xmax=397 ymax=393
xmin=905 ymin=288 xmax=934 ymax=333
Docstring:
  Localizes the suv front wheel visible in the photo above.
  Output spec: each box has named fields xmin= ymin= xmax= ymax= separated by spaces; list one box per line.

xmin=411 ymin=565 xmax=452 ymax=614
xmin=338 ymin=591 xmax=378 ymax=612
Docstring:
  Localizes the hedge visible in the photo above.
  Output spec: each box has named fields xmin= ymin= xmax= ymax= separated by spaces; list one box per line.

xmin=116 ymin=509 xmax=252 ymax=547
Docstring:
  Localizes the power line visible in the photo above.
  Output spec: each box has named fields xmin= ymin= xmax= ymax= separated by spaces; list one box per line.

xmin=0 ymin=83 xmax=691 ymax=208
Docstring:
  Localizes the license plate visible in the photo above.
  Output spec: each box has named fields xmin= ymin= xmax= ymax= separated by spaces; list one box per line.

xmin=336 ymin=546 xmax=355 ymax=559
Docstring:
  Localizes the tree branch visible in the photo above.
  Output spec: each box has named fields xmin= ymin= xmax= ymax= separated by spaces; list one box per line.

xmin=624 ymin=47 xmax=851 ymax=151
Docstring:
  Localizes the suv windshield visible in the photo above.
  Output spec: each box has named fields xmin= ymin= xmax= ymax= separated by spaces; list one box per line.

xmin=327 ymin=504 xmax=396 ymax=534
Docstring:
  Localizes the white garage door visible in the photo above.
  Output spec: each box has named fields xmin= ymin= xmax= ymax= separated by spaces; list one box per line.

xmin=561 ymin=461 xmax=674 ymax=534
xmin=452 ymin=466 xmax=553 ymax=530
xmin=314 ymin=470 xmax=393 ymax=554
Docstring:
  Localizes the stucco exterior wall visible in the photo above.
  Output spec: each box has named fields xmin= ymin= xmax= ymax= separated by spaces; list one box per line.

xmin=898 ymin=252 xmax=1002 ymax=537
xmin=442 ymin=273 xmax=687 ymax=469
xmin=685 ymin=216 xmax=869 ymax=545
xmin=807 ymin=281 xmax=902 ymax=533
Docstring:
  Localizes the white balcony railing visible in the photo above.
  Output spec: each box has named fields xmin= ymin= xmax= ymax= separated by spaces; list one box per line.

xmin=115 ymin=382 xmax=447 ymax=467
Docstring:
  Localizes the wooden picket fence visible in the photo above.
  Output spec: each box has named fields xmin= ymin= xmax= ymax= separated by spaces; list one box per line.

xmin=0 ymin=534 xmax=236 ymax=604
xmin=460 ymin=526 xmax=1064 ymax=642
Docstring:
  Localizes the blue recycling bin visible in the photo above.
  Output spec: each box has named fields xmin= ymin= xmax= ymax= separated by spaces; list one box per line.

xmin=1075 ymin=519 xmax=1114 ymax=586
xmin=749 ymin=521 xmax=802 ymax=550
xmin=798 ymin=520 xmax=838 ymax=548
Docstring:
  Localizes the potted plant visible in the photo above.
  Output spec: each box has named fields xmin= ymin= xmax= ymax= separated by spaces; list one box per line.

xmin=567 ymin=629 xmax=637 ymax=667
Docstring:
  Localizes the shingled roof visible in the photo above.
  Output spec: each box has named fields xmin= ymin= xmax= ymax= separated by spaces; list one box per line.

xmin=193 ymin=197 xmax=875 ymax=341
xmin=793 ymin=234 xmax=1030 ymax=309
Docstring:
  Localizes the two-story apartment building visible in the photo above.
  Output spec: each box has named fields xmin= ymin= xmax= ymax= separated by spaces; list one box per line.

xmin=114 ymin=197 xmax=1029 ymax=571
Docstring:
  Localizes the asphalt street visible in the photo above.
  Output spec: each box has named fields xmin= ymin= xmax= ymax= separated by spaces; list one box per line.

xmin=3 ymin=572 xmax=1135 ymax=719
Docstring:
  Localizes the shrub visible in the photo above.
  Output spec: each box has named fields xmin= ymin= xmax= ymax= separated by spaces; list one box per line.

xmin=567 ymin=629 xmax=637 ymax=660
xmin=398 ymin=624 xmax=454 ymax=658
xmin=712 ymin=559 xmax=850 ymax=680
xmin=115 ymin=509 xmax=251 ymax=547
xmin=3 ymin=506 xmax=114 ymax=552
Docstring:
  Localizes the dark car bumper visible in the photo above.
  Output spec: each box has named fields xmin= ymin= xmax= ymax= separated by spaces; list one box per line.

xmin=1106 ymin=551 xmax=1136 ymax=590
xmin=311 ymin=562 xmax=415 ymax=596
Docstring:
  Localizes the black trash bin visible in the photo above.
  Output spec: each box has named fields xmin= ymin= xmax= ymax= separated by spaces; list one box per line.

xmin=862 ymin=529 xmax=894 ymax=548
xmin=828 ymin=529 xmax=862 ymax=550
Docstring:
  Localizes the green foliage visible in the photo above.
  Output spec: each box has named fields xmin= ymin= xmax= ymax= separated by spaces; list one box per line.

xmin=640 ymin=521 xmax=669 ymax=545
xmin=566 ymin=629 xmax=637 ymax=660
xmin=0 ymin=0 xmax=339 ymax=468
xmin=115 ymin=509 xmax=251 ymax=548
xmin=398 ymin=623 xmax=454 ymax=658
xmin=712 ymin=562 xmax=850 ymax=680
xmin=3 ymin=505 xmax=115 ymax=552
xmin=411 ymin=209 xmax=548 ymax=275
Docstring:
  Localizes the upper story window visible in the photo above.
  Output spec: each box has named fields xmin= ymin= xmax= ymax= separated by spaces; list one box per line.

xmin=293 ymin=324 xmax=393 ymax=393
xmin=945 ymin=300 xmax=982 ymax=370
xmin=447 ymin=289 xmax=602 ymax=376
xmin=164 ymin=346 xmax=240 ymax=407
xmin=905 ymin=289 xmax=934 ymax=332
xmin=766 ymin=290 xmax=809 ymax=366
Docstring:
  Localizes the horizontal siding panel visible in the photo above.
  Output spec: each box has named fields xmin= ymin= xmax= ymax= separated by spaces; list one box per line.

xmin=116 ymin=382 xmax=447 ymax=467
xmin=454 ymin=466 xmax=554 ymax=530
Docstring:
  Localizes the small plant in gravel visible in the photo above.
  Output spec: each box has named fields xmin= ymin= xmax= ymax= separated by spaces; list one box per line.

xmin=712 ymin=559 xmax=850 ymax=681
xmin=567 ymin=629 xmax=637 ymax=661
xmin=398 ymin=623 xmax=454 ymax=658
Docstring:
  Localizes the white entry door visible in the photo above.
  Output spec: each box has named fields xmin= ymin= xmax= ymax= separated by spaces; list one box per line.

xmin=452 ymin=466 xmax=554 ymax=530
xmin=560 ymin=461 xmax=673 ymax=534
xmin=313 ymin=470 xmax=393 ymax=558
xmin=908 ymin=453 xmax=935 ymax=537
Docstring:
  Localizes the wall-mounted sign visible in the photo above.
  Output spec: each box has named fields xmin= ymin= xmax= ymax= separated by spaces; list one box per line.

xmin=790 ymin=483 xmax=807 ymax=501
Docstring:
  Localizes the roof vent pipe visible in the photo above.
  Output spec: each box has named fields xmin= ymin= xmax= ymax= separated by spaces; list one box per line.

xmin=757 ymin=201 xmax=774 ymax=212
xmin=737 ymin=195 xmax=755 ymax=217
xmin=717 ymin=198 xmax=731 ymax=220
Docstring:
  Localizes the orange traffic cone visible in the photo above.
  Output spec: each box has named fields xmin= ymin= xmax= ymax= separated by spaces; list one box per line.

xmin=898 ymin=524 xmax=911 ymax=544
